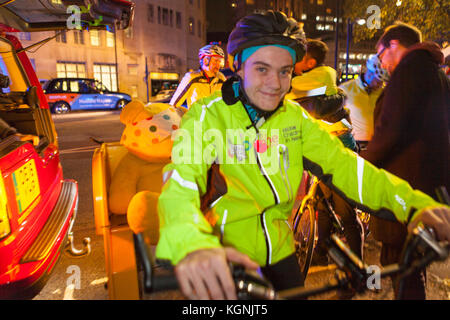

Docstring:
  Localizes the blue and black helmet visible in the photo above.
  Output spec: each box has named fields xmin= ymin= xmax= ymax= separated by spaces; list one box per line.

xmin=227 ymin=11 xmax=306 ymax=71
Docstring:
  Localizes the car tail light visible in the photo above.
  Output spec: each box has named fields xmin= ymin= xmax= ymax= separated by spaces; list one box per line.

xmin=0 ymin=171 xmax=10 ymax=239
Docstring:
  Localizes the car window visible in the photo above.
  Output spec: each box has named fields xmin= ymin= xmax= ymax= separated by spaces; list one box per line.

xmin=46 ymin=80 xmax=57 ymax=93
xmin=78 ymin=79 xmax=91 ymax=93
xmin=94 ymin=80 xmax=108 ymax=92
xmin=48 ymin=80 xmax=68 ymax=93
xmin=69 ymin=80 xmax=80 ymax=93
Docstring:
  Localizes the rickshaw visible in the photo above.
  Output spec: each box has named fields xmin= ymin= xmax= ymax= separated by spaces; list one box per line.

xmin=0 ymin=0 xmax=134 ymax=299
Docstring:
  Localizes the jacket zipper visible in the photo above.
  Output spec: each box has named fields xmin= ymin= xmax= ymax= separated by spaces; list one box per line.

xmin=259 ymin=210 xmax=272 ymax=265
xmin=242 ymin=102 xmax=280 ymax=266
xmin=254 ymin=133 xmax=280 ymax=204
xmin=253 ymin=131 xmax=280 ymax=266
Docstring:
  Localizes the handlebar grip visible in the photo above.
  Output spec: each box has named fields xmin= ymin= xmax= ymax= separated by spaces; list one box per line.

xmin=151 ymin=273 xmax=179 ymax=292
xmin=134 ymin=233 xmax=181 ymax=294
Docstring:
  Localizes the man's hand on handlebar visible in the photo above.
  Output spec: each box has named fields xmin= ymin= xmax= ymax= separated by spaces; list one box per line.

xmin=175 ymin=247 xmax=259 ymax=300
xmin=408 ymin=206 xmax=450 ymax=242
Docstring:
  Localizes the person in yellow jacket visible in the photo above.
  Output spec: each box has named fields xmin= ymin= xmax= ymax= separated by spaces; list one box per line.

xmin=156 ymin=11 xmax=450 ymax=300
xmin=170 ymin=43 xmax=227 ymax=109
xmin=339 ymin=54 xmax=388 ymax=145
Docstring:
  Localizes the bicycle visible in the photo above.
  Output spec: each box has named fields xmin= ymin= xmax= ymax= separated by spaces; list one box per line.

xmin=291 ymin=119 xmax=369 ymax=280
xmin=133 ymin=224 xmax=449 ymax=300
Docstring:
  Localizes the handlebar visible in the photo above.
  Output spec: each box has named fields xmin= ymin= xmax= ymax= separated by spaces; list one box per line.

xmin=133 ymin=225 xmax=448 ymax=300
xmin=133 ymin=233 xmax=179 ymax=293
xmin=133 ymin=232 xmax=278 ymax=299
xmin=134 ymin=185 xmax=450 ymax=299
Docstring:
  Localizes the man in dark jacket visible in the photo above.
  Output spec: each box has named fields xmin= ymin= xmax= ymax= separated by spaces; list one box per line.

xmin=361 ymin=22 xmax=450 ymax=299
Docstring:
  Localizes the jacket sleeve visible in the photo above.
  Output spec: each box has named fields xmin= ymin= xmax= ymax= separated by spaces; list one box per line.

xmin=299 ymin=108 xmax=441 ymax=224
xmin=156 ymin=100 xmax=221 ymax=264
xmin=170 ymin=73 xmax=194 ymax=108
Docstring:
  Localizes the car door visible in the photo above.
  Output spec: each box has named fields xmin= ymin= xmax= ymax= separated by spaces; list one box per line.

xmin=75 ymin=79 xmax=100 ymax=110
xmin=93 ymin=80 xmax=116 ymax=109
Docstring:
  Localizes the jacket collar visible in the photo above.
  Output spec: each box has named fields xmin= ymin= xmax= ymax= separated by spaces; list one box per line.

xmin=401 ymin=41 xmax=444 ymax=65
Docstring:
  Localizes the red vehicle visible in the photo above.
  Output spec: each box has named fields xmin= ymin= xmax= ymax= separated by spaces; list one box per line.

xmin=0 ymin=0 xmax=134 ymax=299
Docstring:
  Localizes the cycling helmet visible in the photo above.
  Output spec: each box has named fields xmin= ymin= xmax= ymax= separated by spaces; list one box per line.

xmin=198 ymin=44 xmax=225 ymax=65
xmin=227 ymin=10 xmax=306 ymax=71
xmin=366 ymin=54 xmax=390 ymax=82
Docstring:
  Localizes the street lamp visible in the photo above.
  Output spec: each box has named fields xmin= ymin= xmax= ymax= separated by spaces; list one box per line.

xmin=334 ymin=0 xmax=340 ymax=70
xmin=345 ymin=18 xmax=365 ymax=81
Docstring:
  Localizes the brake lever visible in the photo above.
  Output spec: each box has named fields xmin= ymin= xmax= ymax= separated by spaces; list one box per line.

xmin=414 ymin=226 xmax=449 ymax=261
xmin=231 ymin=264 xmax=277 ymax=300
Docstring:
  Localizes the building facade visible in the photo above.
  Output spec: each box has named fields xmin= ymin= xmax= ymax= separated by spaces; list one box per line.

xmin=15 ymin=0 xmax=207 ymax=102
xmin=207 ymin=0 xmax=378 ymax=83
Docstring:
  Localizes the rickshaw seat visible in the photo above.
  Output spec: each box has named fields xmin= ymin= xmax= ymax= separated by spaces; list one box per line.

xmin=92 ymin=142 xmax=139 ymax=299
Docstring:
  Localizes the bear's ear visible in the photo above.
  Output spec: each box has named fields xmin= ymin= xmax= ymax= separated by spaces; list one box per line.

xmin=120 ymin=100 xmax=147 ymax=125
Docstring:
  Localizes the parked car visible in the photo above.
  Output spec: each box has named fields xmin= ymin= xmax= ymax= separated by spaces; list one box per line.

xmin=0 ymin=0 xmax=134 ymax=299
xmin=44 ymin=78 xmax=131 ymax=114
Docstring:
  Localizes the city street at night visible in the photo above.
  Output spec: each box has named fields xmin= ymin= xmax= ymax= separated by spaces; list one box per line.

xmin=0 ymin=0 xmax=448 ymax=303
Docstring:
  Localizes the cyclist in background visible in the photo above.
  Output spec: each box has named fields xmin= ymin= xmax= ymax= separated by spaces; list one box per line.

xmin=170 ymin=43 xmax=227 ymax=109
xmin=156 ymin=11 xmax=450 ymax=300
xmin=339 ymin=54 xmax=388 ymax=148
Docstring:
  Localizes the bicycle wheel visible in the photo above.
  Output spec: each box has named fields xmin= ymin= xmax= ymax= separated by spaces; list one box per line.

xmin=293 ymin=200 xmax=317 ymax=280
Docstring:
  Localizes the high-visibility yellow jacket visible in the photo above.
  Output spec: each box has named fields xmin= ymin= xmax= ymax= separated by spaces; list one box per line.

xmin=170 ymin=69 xmax=226 ymax=109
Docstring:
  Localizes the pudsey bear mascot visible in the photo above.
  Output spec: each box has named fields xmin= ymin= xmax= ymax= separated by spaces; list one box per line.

xmin=108 ymin=100 xmax=184 ymax=244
